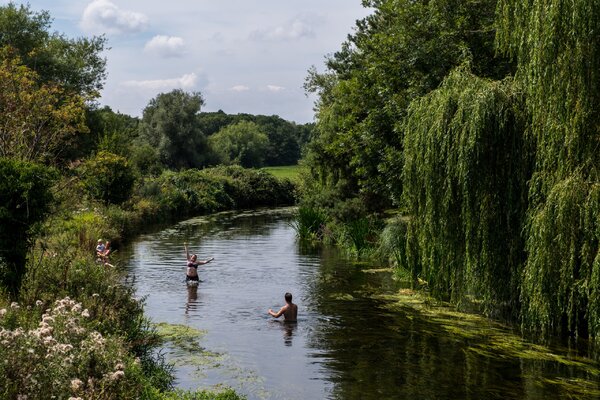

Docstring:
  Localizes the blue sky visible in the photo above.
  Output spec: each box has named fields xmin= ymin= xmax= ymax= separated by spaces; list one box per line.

xmin=4 ymin=1 xmax=371 ymax=123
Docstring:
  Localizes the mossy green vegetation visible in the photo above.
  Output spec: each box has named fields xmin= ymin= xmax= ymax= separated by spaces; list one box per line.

xmin=374 ymin=289 xmax=600 ymax=396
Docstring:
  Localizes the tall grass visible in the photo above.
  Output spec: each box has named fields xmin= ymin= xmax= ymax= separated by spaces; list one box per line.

xmin=377 ymin=217 xmax=412 ymax=281
xmin=342 ymin=218 xmax=376 ymax=257
xmin=290 ymin=205 xmax=327 ymax=240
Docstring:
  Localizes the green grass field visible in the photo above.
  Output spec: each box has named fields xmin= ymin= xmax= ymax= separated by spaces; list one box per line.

xmin=261 ymin=165 xmax=303 ymax=181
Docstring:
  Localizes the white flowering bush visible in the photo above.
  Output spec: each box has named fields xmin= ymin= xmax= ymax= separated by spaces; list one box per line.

xmin=0 ymin=297 xmax=150 ymax=399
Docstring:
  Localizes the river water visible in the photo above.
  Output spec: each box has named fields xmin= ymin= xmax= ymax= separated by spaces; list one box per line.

xmin=123 ymin=208 xmax=600 ymax=400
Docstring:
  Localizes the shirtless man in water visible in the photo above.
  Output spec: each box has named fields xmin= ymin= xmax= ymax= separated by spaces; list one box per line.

xmin=184 ymin=243 xmax=214 ymax=283
xmin=268 ymin=292 xmax=298 ymax=322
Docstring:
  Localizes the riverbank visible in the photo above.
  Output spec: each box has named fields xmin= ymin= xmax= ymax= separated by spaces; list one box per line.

xmin=0 ymin=166 xmax=295 ymax=399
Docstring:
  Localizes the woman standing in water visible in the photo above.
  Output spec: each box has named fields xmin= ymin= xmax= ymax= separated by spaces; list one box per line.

xmin=184 ymin=243 xmax=214 ymax=283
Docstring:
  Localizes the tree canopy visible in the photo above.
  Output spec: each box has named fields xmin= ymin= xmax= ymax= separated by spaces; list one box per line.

xmin=0 ymin=51 xmax=87 ymax=163
xmin=0 ymin=3 xmax=106 ymax=98
xmin=198 ymin=111 xmax=311 ymax=166
xmin=304 ymin=0 xmax=513 ymax=209
xmin=140 ymin=89 xmax=208 ymax=170
xmin=208 ymin=120 xmax=269 ymax=168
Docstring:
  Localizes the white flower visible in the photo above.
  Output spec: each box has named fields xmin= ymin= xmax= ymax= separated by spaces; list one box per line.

xmin=70 ymin=378 xmax=83 ymax=392
xmin=81 ymin=309 xmax=90 ymax=318
xmin=10 ymin=302 xmax=19 ymax=310
xmin=115 ymin=363 xmax=124 ymax=371
xmin=0 ymin=309 xmax=6 ymax=317
xmin=92 ymin=293 xmax=99 ymax=298
xmin=35 ymin=300 xmax=43 ymax=307
xmin=110 ymin=370 xmax=125 ymax=381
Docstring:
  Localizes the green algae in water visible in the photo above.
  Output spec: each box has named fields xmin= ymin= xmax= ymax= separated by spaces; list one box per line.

xmin=154 ymin=322 xmax=269 ymax=397
xmin=373 ymin=289 xmax=600 ymax=387
xmin=155 ymin=322 xmax=207 ymax=341
xmin=330 ymin=293 xmax=355 ymax=301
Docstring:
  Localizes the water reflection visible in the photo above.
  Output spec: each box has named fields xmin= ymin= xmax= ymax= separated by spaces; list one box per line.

xmin=185 ymin=283 xmax=199 ymax=315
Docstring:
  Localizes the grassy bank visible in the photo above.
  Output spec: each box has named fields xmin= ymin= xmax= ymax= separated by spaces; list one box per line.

xmin=0 ymin=165 xmax=296 ymax=399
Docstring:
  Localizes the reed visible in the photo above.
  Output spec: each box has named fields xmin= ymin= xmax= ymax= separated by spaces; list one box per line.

xmin=290 ymin=205 xmax=327 ymax=241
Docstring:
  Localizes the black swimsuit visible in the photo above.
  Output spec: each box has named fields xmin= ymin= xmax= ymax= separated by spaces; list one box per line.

xmin=186 ymin=262 xmax=199 ymax=281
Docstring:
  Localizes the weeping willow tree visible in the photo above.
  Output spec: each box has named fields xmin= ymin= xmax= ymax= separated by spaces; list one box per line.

xmin=402 ymin=67 xmax=531 ymax=318
xmin=496 ymin=0 xmax=600 ymax=336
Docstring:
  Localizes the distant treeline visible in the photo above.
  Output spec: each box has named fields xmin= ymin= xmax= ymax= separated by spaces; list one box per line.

xmin=63 ymin=104 xmax=313 ymax=175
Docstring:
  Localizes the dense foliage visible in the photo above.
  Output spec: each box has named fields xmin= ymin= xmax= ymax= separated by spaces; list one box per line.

xmin=0 ymin=51 xmax=87 ymax=163
xmin=208 ymin=121 xmax=269 ymax=167
xmin=496 ymin=0 xmax=600 ymax=336
xmin=0 ymin=3 xmax=106 ymax=97
xmin=0 ymin=158 xmax=56 ymax=294
xmin=304 ymin=0 xmax=513 ymax=210
xmin=403 ymin=68 xmax=530 ymax=317
xmin=302 ymin=0 xmax=599 ymax=338
xmin=141 ymin=90 xmax=209 ymax=170
xmin=78 ymin=151 xmax=136 ymax=205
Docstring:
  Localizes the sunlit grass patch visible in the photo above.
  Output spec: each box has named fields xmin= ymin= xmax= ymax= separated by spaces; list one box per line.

xmin=261 ymin=165 xmax=302 ymax=181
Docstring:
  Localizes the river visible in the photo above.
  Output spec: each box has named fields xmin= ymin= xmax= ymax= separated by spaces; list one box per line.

xmin=122 ymin=208 xmax=600 ymax=400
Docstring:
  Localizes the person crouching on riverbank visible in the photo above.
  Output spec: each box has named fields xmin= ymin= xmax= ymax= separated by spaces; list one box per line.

xmin=184 ymin=243 xmax=214 ymax=283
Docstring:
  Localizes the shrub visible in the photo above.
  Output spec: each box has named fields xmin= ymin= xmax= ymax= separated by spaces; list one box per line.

xmin=0 ymin=158 xmax=56 ymax=293
xmin=290 ymin=205 xmax=327 ymax=241
xmin=205 ymin=165 xmax=296 ymax=208
xmin=0 ymin=297 xmax=154 ymax=400
xmin=78 ymin=151 xmax=136 ymax=205
xmin=377 ymin=216 xmax=412 ymax=280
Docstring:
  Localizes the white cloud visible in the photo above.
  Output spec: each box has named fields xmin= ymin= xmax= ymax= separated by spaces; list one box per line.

xmin=121 ymin=73 xmax=198 ymax=91
xmin=144 ymin=35 xmax=185 ymax=57
xmin=266 ymin=85 xmax=285 ymax=92
xmin=80 ymin=0 xmax=148 ymax=35
xmin=230 ymin=85 xmax=250 ymax=92
xmin=250 ymin=17 xmax=316 ymax=41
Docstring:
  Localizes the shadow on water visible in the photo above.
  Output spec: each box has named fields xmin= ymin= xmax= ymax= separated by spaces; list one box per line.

xmin=123 ymin=208 xmax=600 ymax=400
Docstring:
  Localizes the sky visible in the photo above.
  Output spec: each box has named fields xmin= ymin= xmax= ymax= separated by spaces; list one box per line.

xmin=4 ymin=1 xmax=372 ymax=123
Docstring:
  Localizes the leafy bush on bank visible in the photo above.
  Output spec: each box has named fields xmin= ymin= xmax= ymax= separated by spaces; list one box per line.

xmin=0 ymin=162 xmax=289 ymax=399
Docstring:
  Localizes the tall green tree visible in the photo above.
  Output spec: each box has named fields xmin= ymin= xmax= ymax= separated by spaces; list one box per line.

xmin=140 ymin=90 xmax=208 ymax=170
xmin=0 ymin=51 xmax=87 ymax=163
xmin=305 ymin=0 xmax=513 ymax=209
xmin=208 ymin=121 xmax=269 ymax=168
xmin=402 ymin=68 xmax=531 ymax=318
xmin=496 ymin=0 xmax=600 ymax=337
xmin=0 ymin=3 xmax=106 ymax=98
